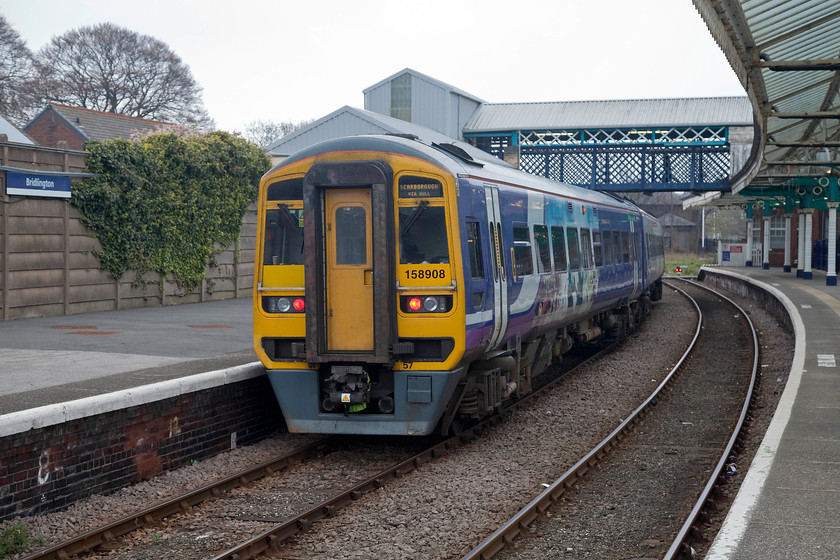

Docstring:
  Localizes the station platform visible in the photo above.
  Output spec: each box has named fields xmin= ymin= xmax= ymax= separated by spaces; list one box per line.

xmin=702 ymin=266 xmax=840 ymax=559
xmin=0 ymin=297 xmax=259 ymax=416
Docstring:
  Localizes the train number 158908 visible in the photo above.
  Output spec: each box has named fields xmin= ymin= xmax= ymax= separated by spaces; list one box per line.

xmin=405 ymin=269 xmax=446 ymax=280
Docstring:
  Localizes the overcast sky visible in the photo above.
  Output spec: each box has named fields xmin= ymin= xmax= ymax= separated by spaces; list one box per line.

xmin=2 ymin=0 xmax=746 ymax=132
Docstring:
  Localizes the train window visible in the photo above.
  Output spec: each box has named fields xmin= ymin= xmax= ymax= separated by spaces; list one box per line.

xmin=466 ymin=221 xmax=484 ymax=279
xmin=512 ymin=225 xmax=533 ymax=277
xmin=550 ymin=226 xmax=567 ymax=272
xmin=266 ymin=178 xmax=303 ymax=201
xmin=399 ymin=204 xmax=449 ymax=264
xmin=263 ymin=206 xmax=304 ymax=265
xmin=603 ymin=230 xmax=614 ymax=265
xmin=621 ymin=232 xmax=631 ymax=263
xmin=613 ymin=231 xmax=622 ymax=263
xmin=592 ymin=231 xmax=603 ymax=267
xmin=533 ymin=225 xmax=551 ymax=274
xmin=567 ymin=227 xmax=581 ymax=270
xmin=580 ymin=229 xmax=594 ymax=269
xmin=335 ymin=206 xmax=367 ymax=265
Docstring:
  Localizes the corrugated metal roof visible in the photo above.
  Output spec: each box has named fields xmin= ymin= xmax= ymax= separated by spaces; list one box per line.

xmin=267 ymin=106 xmax=463 ymax=156
xmin=686 ymin=0 xmax=840 ymax=205
xmin=463 ymin=97 xmax=753 ymax=133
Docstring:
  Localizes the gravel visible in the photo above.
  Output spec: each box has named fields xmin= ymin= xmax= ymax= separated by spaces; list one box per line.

xmin=2 ymin=280 xmax=793 ymax=560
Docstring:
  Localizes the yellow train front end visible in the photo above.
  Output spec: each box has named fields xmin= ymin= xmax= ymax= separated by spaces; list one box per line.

xmin=253 ymin=137 xmax=467 ymax=435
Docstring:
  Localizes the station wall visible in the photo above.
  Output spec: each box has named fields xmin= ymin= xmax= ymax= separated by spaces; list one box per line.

xmin=0 ymin=142 xmax=257 ymax=321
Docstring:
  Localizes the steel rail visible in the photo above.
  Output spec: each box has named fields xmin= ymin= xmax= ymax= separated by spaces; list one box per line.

xmin=20 ymin=437 xmax=338 ymax=560
xmin=212 ymin=346 xmax=614 ymax=560
xmin=461 ymin=282 xmax=703 ymax=560
xmin=662 ymin=279 xmax=759 ymax=560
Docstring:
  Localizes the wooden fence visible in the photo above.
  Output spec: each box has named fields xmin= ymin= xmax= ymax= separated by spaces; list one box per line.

xmin=0 ymin=142 xmax=256 ymax=322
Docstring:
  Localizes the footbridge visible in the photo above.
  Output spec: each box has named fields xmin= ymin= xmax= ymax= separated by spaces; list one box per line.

xmin=463 ymin=96 xmax=755 ymax=193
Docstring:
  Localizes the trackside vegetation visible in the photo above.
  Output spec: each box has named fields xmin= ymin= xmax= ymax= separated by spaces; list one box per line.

xmin=74 ymin=131 xmax=270 ymax=292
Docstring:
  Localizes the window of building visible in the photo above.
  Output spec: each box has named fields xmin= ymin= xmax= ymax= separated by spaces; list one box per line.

xmin=769 ymin=215 xmax=786 ymax=249
xmin=390 ymin=73 xmax=411 ymax=121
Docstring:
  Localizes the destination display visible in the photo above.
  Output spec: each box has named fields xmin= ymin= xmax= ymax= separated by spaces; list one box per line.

xmin=398 ymin=176 xmax=443 ymax=198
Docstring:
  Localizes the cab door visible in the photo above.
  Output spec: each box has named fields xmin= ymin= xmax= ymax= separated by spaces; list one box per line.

xmin=325 ymin=189 xmax=373 ymax=351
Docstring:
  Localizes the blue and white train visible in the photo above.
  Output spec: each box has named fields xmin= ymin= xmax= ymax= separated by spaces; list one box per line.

xmin=253 ymin=134 xmax=664 ymax=435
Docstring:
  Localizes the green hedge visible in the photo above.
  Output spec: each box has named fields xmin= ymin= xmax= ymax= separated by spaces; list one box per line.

xmin=75 ymin=132 xmax=270 ymax=292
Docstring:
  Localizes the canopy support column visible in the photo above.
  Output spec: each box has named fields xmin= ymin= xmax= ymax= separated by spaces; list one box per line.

xmin=762 ymin=214 xmax=771 ymax=270
xmin=828 ymin=203 xmax=838 ymax=286
xmin=783 ymin=213 xmax=792 ymax=272
xmin=803 ymin=208 xmax=814 ymax=280
xmin=746 ymin=219 xmax=753 ymax=267
xmin=797 ymin=211 xmax=805 ymax=277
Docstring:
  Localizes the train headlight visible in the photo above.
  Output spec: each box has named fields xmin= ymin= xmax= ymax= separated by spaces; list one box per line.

xmin=401 ymin=295 xmax=451 ymax=313
xmin=276 ymin=297 xmax=292 ymax=312
xmin=262 ymin=296 xmax=305 ymax=314
xmin=422 ymin=296 xmax=439 ymax=312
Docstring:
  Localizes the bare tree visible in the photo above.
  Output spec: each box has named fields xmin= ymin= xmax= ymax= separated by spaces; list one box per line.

xmin=32 ymin=22 xmax=213 ymax=128
xmin=243 ymin=119 xmax=313 ymax=150
xmin=0 ymin=14 xmax=38 ymax=125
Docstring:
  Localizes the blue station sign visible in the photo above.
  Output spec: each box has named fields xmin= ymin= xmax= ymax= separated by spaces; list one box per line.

xmin=6 ymin=171 xmax=72 ymax=198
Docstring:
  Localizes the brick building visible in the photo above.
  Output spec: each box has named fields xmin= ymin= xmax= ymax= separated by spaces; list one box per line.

xmin=23 ymin=104 xmax=171 ymax=150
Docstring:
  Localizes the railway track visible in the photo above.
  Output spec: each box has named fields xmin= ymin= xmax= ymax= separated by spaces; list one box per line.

xmin=16 ymin=288 xmax=707 ymax=560
xmin=464 ymin=278 xmax=759 ymax=560
xmin=17 ymin=344 xmax=605 ymax=560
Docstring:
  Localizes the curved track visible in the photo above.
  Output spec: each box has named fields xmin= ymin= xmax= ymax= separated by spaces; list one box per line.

xmin=463 ymin=278 xmax=758 ymax=560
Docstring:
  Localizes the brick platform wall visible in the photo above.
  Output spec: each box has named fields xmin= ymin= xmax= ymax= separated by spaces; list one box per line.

xmin=0 ymin=376 xmax=283 ymax=521
xmin=698 ymin=268 xmax=793 ymax=332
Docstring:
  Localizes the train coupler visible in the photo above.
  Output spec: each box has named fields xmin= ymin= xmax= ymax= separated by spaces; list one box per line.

xmin=321 ymin=365 xmax=371 ymax=413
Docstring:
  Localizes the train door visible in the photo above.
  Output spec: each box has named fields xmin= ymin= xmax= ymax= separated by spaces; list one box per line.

xmin=485 ymin=185 xmax=508 ymax=350
xmin=302 ymin=160 xmax=395 ymax=364
xmin=324 ymin=188 xmax=373 ymax=351
xmin=629 ymin=218 xmax=640 ymax=297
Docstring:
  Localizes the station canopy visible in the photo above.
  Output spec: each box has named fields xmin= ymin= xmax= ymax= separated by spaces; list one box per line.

xmin=686 ymin=0 xmax=840 ymax=213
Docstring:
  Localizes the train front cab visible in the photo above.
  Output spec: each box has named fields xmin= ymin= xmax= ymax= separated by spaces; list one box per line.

xmin=254 ymin=152 xmax=467 ymax=435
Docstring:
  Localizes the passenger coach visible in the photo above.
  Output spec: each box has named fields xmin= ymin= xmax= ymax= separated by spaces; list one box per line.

xmin=254 ymin=134 xmax=664 ymax=435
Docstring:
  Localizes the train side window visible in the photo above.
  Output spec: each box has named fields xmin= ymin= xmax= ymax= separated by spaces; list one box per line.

xmin=399 ymin=204 xmax=449 ymax=264
xmin=603 ymin=230 xmax=614 ymax=265
xmin=263 ymin=206 xmax=304 ymax=265
xmin=593 ymin=230 xmax=603 ymax=267
xmin=580 ymin=228 xmax=594 ymax=269
xmin=512 ymin=225 xmax=533 ymax=278
xmin=551 ymin=226 xmax=567 ymax=272
xmin=466 ymin=221 xmax=484 ymax=279
xmin=567 ymin=227 xmax=581 ymax=270
xmin=613 ymin=231 xmax=622 ymax=263
xmin=621 ymin=231 xmax=630 ymax=263
xmin=533 ymin=225 xmax=551 ymax=274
